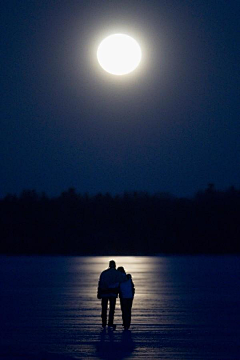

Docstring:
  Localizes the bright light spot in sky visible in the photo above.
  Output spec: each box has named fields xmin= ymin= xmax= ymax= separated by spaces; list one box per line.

xmin=97 ymin=34 xmax=142 ymax=75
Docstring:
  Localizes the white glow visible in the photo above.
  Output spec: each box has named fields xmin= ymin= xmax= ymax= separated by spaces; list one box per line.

xmin=97 ymin=34 xmax=142 ymax=75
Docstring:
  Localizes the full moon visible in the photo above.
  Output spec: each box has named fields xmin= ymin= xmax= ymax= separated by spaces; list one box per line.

xmin=97 ymin=34 xmax=142 ymax=76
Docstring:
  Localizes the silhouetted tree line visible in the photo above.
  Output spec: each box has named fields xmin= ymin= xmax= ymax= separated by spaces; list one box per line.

xmin=0 ymin=184 xmax=239 ymax=255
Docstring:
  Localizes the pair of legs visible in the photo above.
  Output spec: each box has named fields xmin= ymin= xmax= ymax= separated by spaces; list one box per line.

xmin=101 ymin=297 xmax=116 ymax=327
xmin=120 ymin=298 xmax=133 ymax=329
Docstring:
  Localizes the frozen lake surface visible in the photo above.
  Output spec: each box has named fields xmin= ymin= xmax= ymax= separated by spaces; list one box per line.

xmin=0 ymin=255 xmax=239 ymax=359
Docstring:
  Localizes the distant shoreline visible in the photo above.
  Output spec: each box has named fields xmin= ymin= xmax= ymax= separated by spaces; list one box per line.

xmin=1 ymin=186 xmax=240 ymax=255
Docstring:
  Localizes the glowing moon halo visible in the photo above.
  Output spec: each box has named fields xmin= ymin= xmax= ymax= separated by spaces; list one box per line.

xmin=97 ymin=34 xmax=142 ymax=75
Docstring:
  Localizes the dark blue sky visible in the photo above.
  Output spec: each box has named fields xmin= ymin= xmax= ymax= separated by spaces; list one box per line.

xmin=1 ymin=0 xmax=240 ymax=197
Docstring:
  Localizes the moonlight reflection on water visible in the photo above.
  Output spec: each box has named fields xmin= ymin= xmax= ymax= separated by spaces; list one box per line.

xmin=0 ymin=255 xmax=239 ymax=359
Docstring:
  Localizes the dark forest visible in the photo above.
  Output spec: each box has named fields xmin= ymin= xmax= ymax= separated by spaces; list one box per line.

xmin=0 ymin=184 xmax=239 ymax=255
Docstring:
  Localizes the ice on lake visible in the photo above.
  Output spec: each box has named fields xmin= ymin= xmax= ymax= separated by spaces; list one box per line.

xmin=0 ymin=255 xmax=239 ymax=359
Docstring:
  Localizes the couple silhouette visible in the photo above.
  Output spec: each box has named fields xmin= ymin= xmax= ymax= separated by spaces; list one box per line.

xmin=97 ymin=260 xmax=135 ymax=330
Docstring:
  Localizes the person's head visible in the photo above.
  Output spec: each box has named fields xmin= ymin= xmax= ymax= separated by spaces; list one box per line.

xmin=109 ymin=260 xmax=116 ymax=269
xmin=117 ymin=266 xmax=126 ymax=274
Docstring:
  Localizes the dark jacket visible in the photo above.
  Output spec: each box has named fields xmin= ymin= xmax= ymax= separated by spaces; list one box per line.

xmin=119 ymin=274 xmax=135 ymax=299
xmin=97 ymin=268 xmax=126 ymax=299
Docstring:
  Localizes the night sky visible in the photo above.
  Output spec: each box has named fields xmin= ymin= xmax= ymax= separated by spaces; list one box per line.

xmin=1 ymin=0 xmax=240 ymax=198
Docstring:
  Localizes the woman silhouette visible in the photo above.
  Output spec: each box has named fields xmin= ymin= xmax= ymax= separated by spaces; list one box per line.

xmin=117 ymin=267 xmax=135 ymax=330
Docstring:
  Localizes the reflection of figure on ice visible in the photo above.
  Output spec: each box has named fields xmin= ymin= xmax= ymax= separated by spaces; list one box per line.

xmin=96 ymin=327 xmax=135 ymax=360
xmin=97 ymin=260 xmax=135 ymax=330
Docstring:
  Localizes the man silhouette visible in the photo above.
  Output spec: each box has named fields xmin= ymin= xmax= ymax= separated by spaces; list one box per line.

xmin=97 ymin=260 xmax=125 ymax=329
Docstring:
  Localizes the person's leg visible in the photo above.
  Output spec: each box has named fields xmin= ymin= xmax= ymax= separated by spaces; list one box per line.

xmin=121 ymin=298 xmax=127 ymax=328
xmin=108 ymin=297 xmax=116 ymax=326
xmin=120 ymin=297 xmax=124 ymax=325
xmin=125 ymin=299 xmax=133 ymax=329
xmin=101 ymin=298 xmax=108 ymax=327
